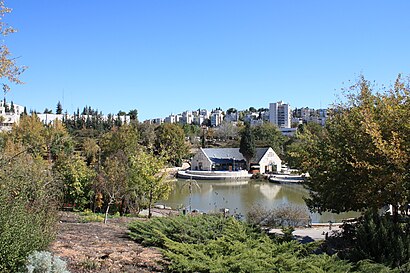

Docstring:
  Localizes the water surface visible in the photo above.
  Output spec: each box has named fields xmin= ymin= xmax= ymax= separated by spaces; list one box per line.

xmin=160 ymin=179 xmax=359 ymax=223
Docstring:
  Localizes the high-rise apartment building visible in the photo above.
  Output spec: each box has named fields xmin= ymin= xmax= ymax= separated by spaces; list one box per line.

xmin=269 ymin=101 xmax=291 ymax=128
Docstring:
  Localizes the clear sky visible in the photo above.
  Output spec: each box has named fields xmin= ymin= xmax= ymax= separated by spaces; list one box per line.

xmin=4 ymin=0 xmax=410 ymax=120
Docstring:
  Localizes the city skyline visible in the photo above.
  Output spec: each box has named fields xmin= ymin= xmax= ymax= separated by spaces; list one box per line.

xmin=4 ymin=1 xmax=410 ymax=121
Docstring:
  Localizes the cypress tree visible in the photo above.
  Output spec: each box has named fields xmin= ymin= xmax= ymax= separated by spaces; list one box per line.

xmin=56 ymin=101 xmax=63 ymax=114
xmin=239 ymin=122 xmax=256 ymax=170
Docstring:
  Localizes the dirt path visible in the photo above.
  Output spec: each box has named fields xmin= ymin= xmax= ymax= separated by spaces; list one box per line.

xmin=50 ymin=212 xmax=164 ymax=273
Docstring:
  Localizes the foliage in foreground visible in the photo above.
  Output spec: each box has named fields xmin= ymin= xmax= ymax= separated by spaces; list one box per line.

xmin=291 ymin=75 xmax=410 ymax=218
xmin=341 ymin=211 xmax=410 ymax=268
xmin=129 ymin=215 xmax=406 ymax=272
xmin=26 ymin=251 xmax=70 ymax=273
xmin=0 ymin=143 xmax=59 ymax=272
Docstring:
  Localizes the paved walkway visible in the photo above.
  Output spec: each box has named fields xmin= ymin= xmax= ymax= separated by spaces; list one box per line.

xmin=269 ymin=225 xmax=342 ymax=243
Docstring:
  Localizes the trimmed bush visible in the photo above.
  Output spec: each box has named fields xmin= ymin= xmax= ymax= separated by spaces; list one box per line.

xmin=26 ymin=251 xmax=70 ymax=273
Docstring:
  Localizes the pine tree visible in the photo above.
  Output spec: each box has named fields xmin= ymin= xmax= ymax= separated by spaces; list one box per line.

xmin=56 ymin=101 xmax=63 ymax=114
xmin=239 ymin=122 xmax=256 ymax=170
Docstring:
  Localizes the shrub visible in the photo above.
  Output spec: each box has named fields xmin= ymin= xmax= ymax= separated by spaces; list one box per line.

xmin=0 ymin=151 xmax=59 ymax=272
xmin=345 ymin=210 xmax=410 ymax=268
xmin=247 ymin=204 xmax=310 ymax=227
xmin=129 ymin=214 xmax=226 ymax=247
xmin=129 ymin=215 xmax=357 ymax=272
xmin=26 ymin=251 xmax=70 ymax=273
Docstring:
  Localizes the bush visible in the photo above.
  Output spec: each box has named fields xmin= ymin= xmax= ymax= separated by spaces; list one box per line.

xmin=344 ymin=210 xmax=410 ymax=268
xmin=129 ymin=214 xmax=226 ymax=247
xmin=0 ymin=152 xmax=59 ymax=272
xmin=247 ymin=204 xmax=310 ymax=227
xmin=26 ymin=251 xmax=70 ymax=273
xmin=129 ymin=215 xmax=358 ymax=272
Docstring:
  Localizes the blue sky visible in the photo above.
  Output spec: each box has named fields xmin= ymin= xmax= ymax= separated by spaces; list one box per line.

xmin=4 ymin=0 xmax=410 ymax=120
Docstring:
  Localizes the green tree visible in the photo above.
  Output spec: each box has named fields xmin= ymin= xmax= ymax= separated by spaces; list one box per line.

xmin=239 ymin=122 xmax=256 ymax=170
xmin=128 ymin=109 xmax=138 ymax=121
xmin=252 ymin=122 xmax=286 ymax=156
xmin=226 ymin=107 xmax=237 ymax=115
xmin=99 ymin=151 xmax=128 ymax=223
xmin=54 ymin=154 xmax=95 ymax=210
xmin=285 ymin=122 xmax=325 ymax=169
xmin=0 ymin=142 xmax=59 ymax=272
xmin=130 ymin=150 xmax=171 ymax=218
xmin=302 ymin=75 xmax=409 ymax=220
xmin=10 ymin=114 xmax=46 ymax=157
xmin=56 ymin=101 xmax=63 ymax=114
xmin=98 ymin=124 xmax=140 ymax=216
xmin=138 ymin=122 xmax=157 ymax=152
xmin=155 ymin=123 xmax=188 ymax=167
xmin=99 ymin=124 xmax=139 ymax=160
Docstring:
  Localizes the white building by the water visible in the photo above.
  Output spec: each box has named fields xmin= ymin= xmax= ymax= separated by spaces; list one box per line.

xmin=191 ymin=147 xmax=282 ymax=174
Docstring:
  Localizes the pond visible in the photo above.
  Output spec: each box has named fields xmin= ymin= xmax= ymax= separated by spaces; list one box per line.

xmin=160 ymin=179 xmax=360 ymax=223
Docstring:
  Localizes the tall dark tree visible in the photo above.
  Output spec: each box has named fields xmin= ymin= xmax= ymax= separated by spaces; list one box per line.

xmin=239 ymin=123 xmax=256 ymax=170
xmin=56 ymin=101 xmax=63 ymax=114
xmin=128 ymin=109 xmax=138 ymax=121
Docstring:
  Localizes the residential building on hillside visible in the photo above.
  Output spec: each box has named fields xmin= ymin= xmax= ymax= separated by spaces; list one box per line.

xmin=269 ymin=101 xmax=291 ymax=128
xmin=200 ymin=109 xmax=210 ymax=119
xmin=182 ymin=111 xmax=194 ymax=124
xmin=144 ymin=118 xmax=163 ymax=124
xmin=164 ymin=114 xmax=176 ymax=124
xmin=211 ymin=110 xmax=224 ymax=127
xmin=37 ymin=113 xmax=65 ymax=125
xmin=279 ymin=127 xmax=297 ymax=137
xmin=0 ymin=101 xmax=25 ymax=131
xmin=224 ymin=112 xmax=239 ymax=123
xmin=193 ymin=115 xmax=205 ymax=125
xmin=292 ymin=107 xmax=328 ymax=126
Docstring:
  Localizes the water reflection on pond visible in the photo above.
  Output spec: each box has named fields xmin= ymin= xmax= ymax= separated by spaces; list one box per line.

xmin=160 ymin=179 xmax=360 ymax=223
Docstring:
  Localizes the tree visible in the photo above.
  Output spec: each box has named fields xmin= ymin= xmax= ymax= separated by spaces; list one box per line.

xmin=226 ymin=108 xmax=237 ymax=115
xmin=128 ymin=109 xmax=138 ymax=121
xmin=130 ymin=150 xmax=171 ymax=218
xmin=56 ymin=101 xmax=63 ymax=114
xmin=252 ymin=122 xmax=286 ymax=156
xmin=138 ymin=123 xmax=157 ymax=152
xmin=285 ymin=122 xmax=325 ymax=169
xmin=0 ymin=141 xmax=59 ymax=272
xmin=301 ymin=75 xmax=409 ymax=220
xmin=155 ymin=123 xmax=188 ymax=167
xmin=99 ymin=151 xmax=128 ymax=223
xmin=216 ymin=121 xmax=239 ymax=141
xmin=0 ymin=1 xmax=26 ymax=96
xmin=239 ymin=123 xmax=256 ymax=170
xmin=54 ymin=154 xmax=95 ymax=210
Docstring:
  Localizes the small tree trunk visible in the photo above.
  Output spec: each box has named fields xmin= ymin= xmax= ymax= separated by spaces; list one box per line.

xmin=148 ymin=190 xmax=153 ymax=218
xmin=104 ymin=196 xmax=114 ymax=224
xmin=392 ymin=204 xmax=399 ymax=223
xmin=104 ymin=203 xmax=110 ymax=224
